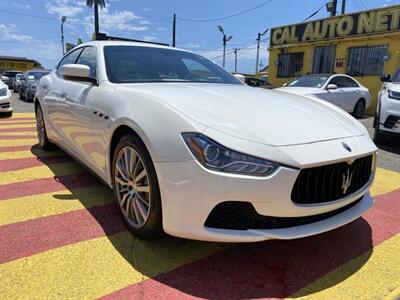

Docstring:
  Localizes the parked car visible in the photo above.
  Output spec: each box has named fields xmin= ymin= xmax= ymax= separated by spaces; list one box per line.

xmin=373 ymin=70 xmax=400 ymax=144
xmin=0 ymin=80 xmax=12 ymax=116
xmin=12 ymin=73 xmax=25 ymax=93
xmin=35 ymin=41 xmax=377 ymax=242
xmin=19 ymin=69 xmax=50 ymax=102
xmin=0 ymin=70 xmax=22 ymax=89
xmin=275 ymin=74 xmax=371 ymax=119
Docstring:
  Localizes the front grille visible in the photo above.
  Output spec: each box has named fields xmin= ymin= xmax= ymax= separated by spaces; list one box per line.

xmin=204 ymin=198 xmax=361 ymax=230
xmin=384 ymin=115 xmax=400 ymax=129
xmin=0 ymin=103 xmax=10 ymax=109
xmin=291 ymin=155 xmax=373 ymax=205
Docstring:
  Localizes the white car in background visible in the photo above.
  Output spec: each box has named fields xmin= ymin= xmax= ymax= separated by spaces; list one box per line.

xmin=0 ymin=80 xmax=12 ymax=116
xmin=374 ymin=70 xmax=400 ymax=144
xmin=275 ymin=74 xmax=371 ymax=119
xmin=35 ymin=41 xmax=377 ymax=242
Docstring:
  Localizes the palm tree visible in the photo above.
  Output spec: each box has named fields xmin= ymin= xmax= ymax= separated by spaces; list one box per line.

xmin=86 ymin=0 xmax=108 ymax=39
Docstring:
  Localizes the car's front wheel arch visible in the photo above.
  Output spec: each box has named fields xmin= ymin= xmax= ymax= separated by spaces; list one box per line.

xmin=110 ymin=127 xmax=163 ymax=238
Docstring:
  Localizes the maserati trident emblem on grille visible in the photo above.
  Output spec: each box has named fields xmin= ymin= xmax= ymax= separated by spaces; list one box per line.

xmin=342 ymin=142 xmax=352 ymax=152
xmin=342 ymin=169 xmax=354 ymax=194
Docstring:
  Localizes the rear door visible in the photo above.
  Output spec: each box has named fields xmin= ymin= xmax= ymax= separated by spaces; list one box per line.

xmin=340 ymin=76 xmax=361 ymax=111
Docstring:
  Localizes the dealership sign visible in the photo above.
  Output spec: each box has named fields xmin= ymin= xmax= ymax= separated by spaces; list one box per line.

xmin=270 ymin=5 xmax=400 ymax=47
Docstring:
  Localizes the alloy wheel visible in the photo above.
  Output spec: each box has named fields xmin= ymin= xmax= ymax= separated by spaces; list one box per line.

xmin=114 ymin=146 xmax=151 ymax=228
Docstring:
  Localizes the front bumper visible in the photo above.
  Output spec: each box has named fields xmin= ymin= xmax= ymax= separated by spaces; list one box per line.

xmin=379 ymin=96 xmax=400 ymax=135
xmin=0 ymin=95 xmax=12 ymax=112
xmin=154 ymin=135 xmax=376 ymax=242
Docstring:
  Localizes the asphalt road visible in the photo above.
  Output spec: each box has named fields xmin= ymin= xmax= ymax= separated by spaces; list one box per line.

xmin=7 ymin=91 xmax=400 ymax=172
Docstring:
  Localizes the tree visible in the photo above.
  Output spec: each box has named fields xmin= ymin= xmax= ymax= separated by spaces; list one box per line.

xmin=77 ymin=38 xmax=84 ymax=45
xmin=86 ymin=0 xmax=108 ymax=39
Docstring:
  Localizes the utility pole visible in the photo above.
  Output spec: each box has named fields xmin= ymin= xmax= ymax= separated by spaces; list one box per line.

xmin=217 ymin=25 xmax=232 ymax=68
xmin=341 ymin=0 xmax=346 ymax=14
xmin=255 ymin=28 xmax=269 ymax=74
xmin=61 ymin=16 xmax=67 ymax=55
xmin=327 ymin=0 xmax=338 ymax=17
xmin=94 ymin=0 xmax=99 ymax=39
xmin=233 ymin=48 xmax=238 ymax=72
xmin=172 ymin=13 xmax=176 ymax=47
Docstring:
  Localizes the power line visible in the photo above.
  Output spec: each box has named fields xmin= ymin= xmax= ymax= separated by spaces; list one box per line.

xmin=356 ymin=0 xmax=368 ymax=10
xmin=303 ymin=4 xmax=326 ymax=22
xmin=176 ymin=0 xmax=274 ymax=22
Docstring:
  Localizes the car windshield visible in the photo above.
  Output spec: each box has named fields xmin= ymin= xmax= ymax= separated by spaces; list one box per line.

xmin=4 ymin=71 xmax=20 ymax=78
xmin=27 ymin=72 xmax=49 ymax=81
xmin=104 ymin=45 xmax=242 ymax=84
xmin=287 ymin=75 xmax=329 ymax=88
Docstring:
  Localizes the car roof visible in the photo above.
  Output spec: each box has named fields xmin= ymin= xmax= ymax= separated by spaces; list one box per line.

xmin=77 ymin=40 xmax=191 ymax=53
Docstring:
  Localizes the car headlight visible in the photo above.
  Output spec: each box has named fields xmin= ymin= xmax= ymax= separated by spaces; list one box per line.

xmin=182 ymin=133 xmax=279 ymax=176
xmin=0 ymin=87 xmax=7 ymax=96
xmin=388 ymin=90 xmax=400 ymax=100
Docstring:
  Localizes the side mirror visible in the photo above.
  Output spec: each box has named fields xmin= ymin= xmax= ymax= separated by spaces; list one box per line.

xmin=380 ymin=74 xmax=391 ymax=82
xmin=327 ymin=84 xmax=338 ymax=90
xmin=61 ymin=64 xmax=97 ymax=84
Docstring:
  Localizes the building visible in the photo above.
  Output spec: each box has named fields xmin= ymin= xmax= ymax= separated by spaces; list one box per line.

xmin=0 ymin=56 xmax=37 ymax=73
xmin=268 ymin=4 xmax=400 ymax=114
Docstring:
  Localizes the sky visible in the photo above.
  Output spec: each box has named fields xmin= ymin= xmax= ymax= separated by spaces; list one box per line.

xmin=0 ymin=0 xmax=397 ymax=73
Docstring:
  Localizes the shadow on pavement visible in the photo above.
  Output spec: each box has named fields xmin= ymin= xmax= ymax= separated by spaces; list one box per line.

xmin=31 ymin=145 xmax=373 ymax=299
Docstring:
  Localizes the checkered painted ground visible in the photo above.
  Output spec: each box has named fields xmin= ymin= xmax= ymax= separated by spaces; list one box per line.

xmin=0 ymin=113 xmax=399 ymax=299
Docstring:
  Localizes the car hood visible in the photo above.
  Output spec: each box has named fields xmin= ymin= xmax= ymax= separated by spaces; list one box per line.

xmin=274 ymin=86 xmax=322 ymax=96
xmin=386 ymin=82 xmax=400 ymax=92
xmin=115 ymin=83 xmax=365 ymax=146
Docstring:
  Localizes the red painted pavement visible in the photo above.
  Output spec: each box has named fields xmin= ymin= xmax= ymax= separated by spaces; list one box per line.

xmin=0 ymin=203 xmax=125 ymax=263
xmin=0 ymin=155 xmax=72 ymax=172
xmin=102 ymin=189 xmax=400 ymax=299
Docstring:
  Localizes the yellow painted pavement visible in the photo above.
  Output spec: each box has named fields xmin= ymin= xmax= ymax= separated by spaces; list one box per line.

xmin=289 ymin=234 xmax=400 ymax=300
xmin=0 ymin=138 xmax=38 ymax=147
xmin=0 ymin=123 xmax=37 ymax=129
xmin=0 ymin=186 xmax=114 ymax=226
xmin=370 ymin=168 xmax=400 ymax=197
xmin=0 ymin=162 xmax=86 ymax=185
xmin=0 ymin=231 xmax=228 ymax=299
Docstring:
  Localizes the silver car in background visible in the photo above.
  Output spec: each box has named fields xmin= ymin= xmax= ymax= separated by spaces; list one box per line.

xmin=19 ymin=70 xmax=50 ymax=102
xmin=275 ymin=74 xmax=371 ymax=119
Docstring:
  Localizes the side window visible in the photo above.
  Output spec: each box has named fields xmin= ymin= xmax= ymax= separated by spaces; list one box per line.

xmin=329 ymin=76 xmax=344 ymax=88
xmin=393 ymin=69 xmax=400 ymax=82
xmin=57 ymin=48 xmax=83 ymax=75
xmin=76 ymin=47 xmax=97 ymax=78
xmin=341 ymin=77 xmax=359 ymax=88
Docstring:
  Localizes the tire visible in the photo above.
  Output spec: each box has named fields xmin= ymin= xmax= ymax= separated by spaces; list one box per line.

xmin=112 ymin=134 xmax=163 ymax=239
xmin=352 ymin=100 xmax=365 ymax=119
xmin=19 ymin=89 xmax=23 ymax=100
xmin=373 ymin=121 xmax=388 ymax=145
xmin=35 ymin=105 xmax=53 ymax=150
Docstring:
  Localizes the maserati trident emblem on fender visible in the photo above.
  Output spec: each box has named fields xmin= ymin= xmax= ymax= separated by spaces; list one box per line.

xmin=342 ymin=168 xmax=354 ymax=194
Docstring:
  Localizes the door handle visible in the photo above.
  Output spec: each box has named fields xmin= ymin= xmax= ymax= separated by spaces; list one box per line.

xmin=60 ymin=92 xmax=67 ymax=101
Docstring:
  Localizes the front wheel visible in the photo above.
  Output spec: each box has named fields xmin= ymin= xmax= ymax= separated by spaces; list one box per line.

xmin=352 ymin=100 xmax=365 ymax=119
xmin=112 ymin=134 xmax=163 ymax=239
xmin=373 ymin=123 xmax=388 ymax=145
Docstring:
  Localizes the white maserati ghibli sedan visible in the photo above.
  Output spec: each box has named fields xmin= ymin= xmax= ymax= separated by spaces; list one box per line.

xmin=35 ymin=41 xmax=377 ymax=242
